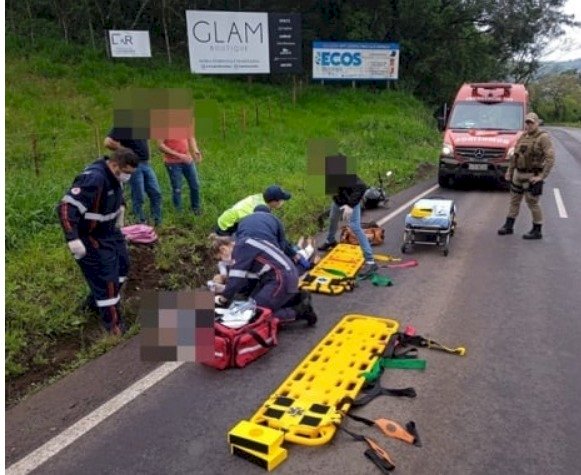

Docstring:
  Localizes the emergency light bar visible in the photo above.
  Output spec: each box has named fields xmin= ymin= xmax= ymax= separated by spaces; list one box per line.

xmin=470 ymin=83 xmax=512 ymax=100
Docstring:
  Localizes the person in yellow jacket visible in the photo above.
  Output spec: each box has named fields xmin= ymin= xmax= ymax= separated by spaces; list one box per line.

xmin=214 ymin=185 xmax=292 ymax=236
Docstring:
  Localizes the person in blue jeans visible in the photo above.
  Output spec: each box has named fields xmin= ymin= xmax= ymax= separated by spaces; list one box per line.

xmin=158 ymin=137 xmax=202 ymax=214
xmin=317 ymin=154 xmax=378 ymax=276
xmin=104 ymin=129 xmax=163 ymax=225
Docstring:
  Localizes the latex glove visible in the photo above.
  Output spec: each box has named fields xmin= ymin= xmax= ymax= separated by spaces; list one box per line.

xmin=116 ymin=205 xmax=125 ymax=229
xmin=214 ymin=295 xmax=228 ymax=307
xmin=529 ymin=176 xmax=542 ymax=184
xmin=504 ymin=171 xmax=512 ymax=182
xmin=341 ymin=205 xmax=354 ymax=222
xmin=68 ymin=239 xmax=86 ymax=260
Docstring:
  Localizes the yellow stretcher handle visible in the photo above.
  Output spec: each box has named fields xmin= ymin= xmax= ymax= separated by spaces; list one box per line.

xmin=283 ymin=424 xmax=337 ymax=446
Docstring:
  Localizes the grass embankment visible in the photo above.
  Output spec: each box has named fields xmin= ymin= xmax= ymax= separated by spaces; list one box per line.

xmin=5 ymin=36 xmax=441 ymax=400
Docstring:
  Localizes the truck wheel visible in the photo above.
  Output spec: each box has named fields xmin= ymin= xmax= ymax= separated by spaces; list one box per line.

xmin=438 ymin=172 xmax=453 ymax=189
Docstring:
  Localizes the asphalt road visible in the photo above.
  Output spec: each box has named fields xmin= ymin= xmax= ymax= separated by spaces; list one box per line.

xmin=6 ymin=127 xmax=581 ymax=475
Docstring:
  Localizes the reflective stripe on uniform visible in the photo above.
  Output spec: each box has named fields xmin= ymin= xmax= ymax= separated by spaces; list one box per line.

xmin=228 ymin=270 xmax=258 ymax=279
xmin=62 ymin=195 xmax=88 ymax=214
xmin=257 ymin=264 xmax=272 ymax=276
xmin=96 ymin=295 xmax=120 ymax=307
xmin=245 ymin=238 xmax=292 ymax=271
xmin=85 ymin=210 xmax=120 ymax=222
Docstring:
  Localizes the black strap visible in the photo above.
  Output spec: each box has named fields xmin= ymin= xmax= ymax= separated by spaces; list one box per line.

xmin=337 ymin=425 xmax=395 ymax=472
xmin=247 ymin=329 xmax=274 ymax=348
xmin=364 ymin=448 xmax=395 ymax=473
xmin=393 ymin=347 xmax=419 ymax=359
xmin=351 ymin=387 xmax=417 ymax=407
xmin=336 ymin=385 xmax=416 ymax=411
xmin=406 ymin=421 xmax=422 ymax=447
xmin=344 ymin=412 xmax=375 ymax=426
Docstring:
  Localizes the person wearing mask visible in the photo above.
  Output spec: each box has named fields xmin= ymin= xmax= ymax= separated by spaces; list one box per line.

xmin=57 ymin=148 xmax=138 ymax=335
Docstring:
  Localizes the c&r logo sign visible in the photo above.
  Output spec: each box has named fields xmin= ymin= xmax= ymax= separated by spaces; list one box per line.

xmin=108 ymin=30 xmax=152 ymax=58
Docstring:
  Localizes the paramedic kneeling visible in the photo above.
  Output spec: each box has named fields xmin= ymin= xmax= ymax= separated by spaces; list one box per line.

xmin=57 ymin=148 xmax=139 ymax=335
xmin=215 ymin=237 xmax=317 ymax=326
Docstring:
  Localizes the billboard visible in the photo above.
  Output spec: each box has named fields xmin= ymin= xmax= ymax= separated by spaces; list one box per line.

xmin=186 ymin=10 xmax=270 ymax=74
xmin=312 ymin=41 xmax=400 ymax=80
xmin=268 ymin=13 xmax=303 ymax=74
xmin=109 ymin=31 xmax=152 ymax=58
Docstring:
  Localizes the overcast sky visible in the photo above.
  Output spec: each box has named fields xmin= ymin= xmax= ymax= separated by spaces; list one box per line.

xmin=540 ymin=0 xmax=581 ymax=62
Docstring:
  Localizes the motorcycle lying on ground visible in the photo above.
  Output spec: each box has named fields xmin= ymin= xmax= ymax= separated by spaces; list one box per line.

xmin=317 ymin=171 xmax=394 ymax=229
xmin=362 ymin=171 xmax=393 ymax=210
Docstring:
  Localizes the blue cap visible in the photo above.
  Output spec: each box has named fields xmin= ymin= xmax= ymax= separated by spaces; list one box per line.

xmin=263 ymin=185 xmax=292 ymax=202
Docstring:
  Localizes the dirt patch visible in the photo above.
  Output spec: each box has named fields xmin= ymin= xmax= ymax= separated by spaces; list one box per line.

xmin=6 ymin=231 xmax=213 ymax=408
xmin=6 ymin=324 xmax=103 ymax=408
xmin=415 ymin=162 xmax=437 ymax=181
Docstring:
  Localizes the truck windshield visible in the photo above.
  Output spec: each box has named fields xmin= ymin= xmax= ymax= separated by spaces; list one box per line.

xmin=448 ymin=102 xmax=524 ymax=131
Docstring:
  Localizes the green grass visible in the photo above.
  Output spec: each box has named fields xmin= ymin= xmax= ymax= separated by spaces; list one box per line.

xmin=5 ymin=35 xmax=441 ymax=383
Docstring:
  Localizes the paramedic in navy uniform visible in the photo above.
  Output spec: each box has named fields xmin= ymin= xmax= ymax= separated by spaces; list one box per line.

xmin=57 ymin=148 xmax=139 ymax=335
xmin=215 ymin=206 xmax=317 ymax=326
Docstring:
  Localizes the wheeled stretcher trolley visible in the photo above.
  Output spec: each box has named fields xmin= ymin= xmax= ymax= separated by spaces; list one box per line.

xmin=401 ymin=198 xmax=456 ymax=256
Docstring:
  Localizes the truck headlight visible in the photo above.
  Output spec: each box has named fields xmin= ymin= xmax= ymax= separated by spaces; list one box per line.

xmin=442 ymin=143 xmax=454 ymax=156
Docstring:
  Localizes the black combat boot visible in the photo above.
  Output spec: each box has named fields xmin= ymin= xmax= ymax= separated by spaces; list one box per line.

xmin=523 ymin=224 xmax=542 ymax=240
xmin=497 ymin=217 xmax=515 ymax=235
xmin=293 ymin=292 xmax=318 ymax=326
xmin=297 ymin=307 xmax=318 ymax=326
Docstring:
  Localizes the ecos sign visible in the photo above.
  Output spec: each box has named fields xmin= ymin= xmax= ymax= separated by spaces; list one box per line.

xmin=313 ymin=41 xmax=399 ymax=80
xmin=186 ymin=10 xmax=270 ymax=74
xmin=317 ymin=51 xmax=362 ymax=67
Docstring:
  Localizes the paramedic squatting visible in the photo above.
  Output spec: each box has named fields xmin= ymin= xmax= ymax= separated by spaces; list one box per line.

xmin=210 ymin=207 xmax=317 ymax=326
xmin=58 ymin=148 xmax=139 ymax=335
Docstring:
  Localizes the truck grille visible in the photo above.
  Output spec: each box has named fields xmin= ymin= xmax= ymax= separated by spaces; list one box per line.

xmin=455 ymin=147 xmax=505 ymax=161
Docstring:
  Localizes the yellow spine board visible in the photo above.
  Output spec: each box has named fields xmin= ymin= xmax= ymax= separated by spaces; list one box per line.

xmin=228 ymin=420 xmax=284 ymax=456
xmin=249 ymin=315 xmax=399 ymax=446
xmin=299 ymin=244 xmax=364 ymax=295
xmin=230 ymin=444 xmax=288 ymax=472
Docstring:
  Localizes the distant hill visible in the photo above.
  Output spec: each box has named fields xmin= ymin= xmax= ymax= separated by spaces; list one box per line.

xmin=537 ymin=58 xmax=581 ymax=77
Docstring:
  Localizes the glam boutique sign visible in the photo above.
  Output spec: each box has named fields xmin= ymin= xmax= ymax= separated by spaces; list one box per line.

xmin=186 ymin=11 xmax=270 ymax=74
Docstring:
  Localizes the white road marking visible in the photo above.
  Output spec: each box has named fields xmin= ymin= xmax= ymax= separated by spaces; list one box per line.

xmin=6 ymin=183 xmax=442 ymax=474
xmin=553 ymin=188 xmax=568 ymax=219
xmin=6 ymin=362 xmax=184 ymax=475
xmin=377 ymin=184 xmax=440 ymax=226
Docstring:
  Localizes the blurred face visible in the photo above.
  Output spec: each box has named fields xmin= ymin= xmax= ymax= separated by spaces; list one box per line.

xmin=268 ymin=200 xmax=284 ymax=210
xmin=524 ymin=119 xmax=538 ymax=133
xmin=150 ymin=108 xmax=193 ymax=140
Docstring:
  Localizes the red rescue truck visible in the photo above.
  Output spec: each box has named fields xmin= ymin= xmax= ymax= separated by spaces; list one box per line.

xmin=437 ymin=83 xmax=529 ymax=188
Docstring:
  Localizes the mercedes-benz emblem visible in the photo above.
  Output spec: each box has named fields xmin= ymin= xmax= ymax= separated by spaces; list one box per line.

xmin=474 ymin=149 xmax=485 ymax=159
